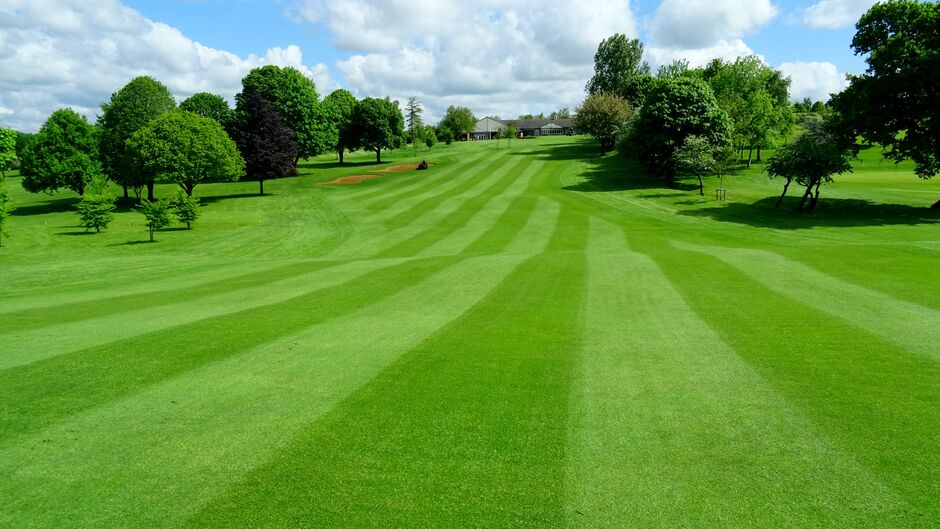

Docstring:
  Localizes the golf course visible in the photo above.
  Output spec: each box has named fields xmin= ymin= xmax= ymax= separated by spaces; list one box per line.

xmin=1 ymin=135 xmax=938 ymax=527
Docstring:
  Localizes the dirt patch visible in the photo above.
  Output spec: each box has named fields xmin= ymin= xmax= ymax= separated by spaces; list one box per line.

xmin=374 ymin=163 xmax=419 ymax=173
xmin=319 ymin=174 xmax=383 ymax=186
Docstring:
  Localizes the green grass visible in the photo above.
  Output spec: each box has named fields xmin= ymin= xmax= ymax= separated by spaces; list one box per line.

xmin=1 ymin=136 xmax=939 ymax=528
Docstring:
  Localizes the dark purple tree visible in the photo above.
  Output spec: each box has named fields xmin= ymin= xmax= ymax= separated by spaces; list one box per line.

xmin=233 ymin=89 xmax=298 ymax=195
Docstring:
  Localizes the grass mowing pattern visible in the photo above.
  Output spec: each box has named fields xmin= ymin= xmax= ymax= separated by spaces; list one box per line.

xmin=1 ymin=137 xmax=939 ymax=527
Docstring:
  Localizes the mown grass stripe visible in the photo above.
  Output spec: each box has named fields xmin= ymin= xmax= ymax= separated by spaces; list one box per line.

xmin=181 ymin=228 xmax=589 ymax=528
xmin=634 ymin=236 xmax=940 ymax=522
xmin=0 ymin=255 xmax=462 ymax=443
xmin=371 ymin=153 xmax=530 ymax=258
xmin=566 ymin=218 xmax=913 ymax=527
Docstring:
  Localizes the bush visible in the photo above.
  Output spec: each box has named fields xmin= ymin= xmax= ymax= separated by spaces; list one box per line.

xmin=171 ymin=190 xmax=200 ymax=229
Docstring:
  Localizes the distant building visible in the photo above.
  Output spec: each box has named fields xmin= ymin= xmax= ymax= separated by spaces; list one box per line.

xmin=470 ymin=117 xmax=578 ymax=140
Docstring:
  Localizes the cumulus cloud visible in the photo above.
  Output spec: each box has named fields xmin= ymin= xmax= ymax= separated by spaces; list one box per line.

xmin=778 ymin=61 xmax=849 ymax=102
xmin=803 ymin=0 xmax=877 ymax=29
xmin=648 ymin=0 xmax=777 ymax=49
xmin=0 ymin=0 xmax=337 ymax=131
xmin=290 ymin=0 xmax=638 ymax=122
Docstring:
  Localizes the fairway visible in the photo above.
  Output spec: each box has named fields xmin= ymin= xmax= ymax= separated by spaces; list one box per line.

xmin=2 ymin=136 xmax=939 ymax=528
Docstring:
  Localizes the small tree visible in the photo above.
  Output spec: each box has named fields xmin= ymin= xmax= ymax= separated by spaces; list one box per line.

xmin=506 ymin=123 xmax=517 ymax=149
xmin=438 ymin=106 xmax=476 ymax=142
xmin=765 ymin=118 xmax=854 ymax=212
xmin=575 ymin=93 xmax=632 ymax=153
xmin=76 ymin=177 xmax=116 ymax=233
xmin=405 ymin=96 xmax=424 ymax=150
xmin=171 ymin=190 xmax=200 ymax=229
xmin=349 ymin=97 xmax=405 ymax=163
xmin=20 ymin=109 xmax=101 ymax=196
xmin=424 ymin=126 xmax=438 ymax=150
xmin=438 ymin=126 xmax=454 ymax=145
xmin=141 ymin=199 xmax=170 ymax=242
xmin=675 ymin=136 xmax=717 ymax=196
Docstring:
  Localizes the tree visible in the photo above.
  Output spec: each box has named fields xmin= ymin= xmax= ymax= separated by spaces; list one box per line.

xmin=505 ymin=123 xmax=517 ymax=149
xmin=179 ymin=92 xmax=233 ymax=128
xmin=76 ymin=176 xmax=115 ymax=233
xmin=233 ymin=89 xmax=298 ymax=195
xmin=674 ymin=135 xmax=717 ymax=196
xmin=438 ymin=106 xmax=476 ymax=142
xmin=765 ymin=117 xmax=854 ymax=212
xmin=424 ymin=126 xmax=438 ymax=150
xmin=549 ymin=108 xmax=571 ymax=120
xmin=437 ymin=126 xmax=454 ymax=145
xmin=20 ymin=109 xmax=101 ymax=196
xmin=98 ymin=76 xmax=176 ymax=200
xmin=586 ymin=34 xmax=651 ymax=106
xmin=627 ymin=77 xmax=732 ymax=182
xmin=349 ymin=97 xmax=405 ymax=163
xmin=656 ymin=59 xmax=691 ymax=80
xmin=0 ymin=127 xmax=16 ymax=177
xmin=0 ymin=173 xmax=9 ymax=247
xmin=235 ymin=66 xmax=319 ymax=165
xmin=829 ymin=0 xmax=940 ymax=198
xmin=575 ymin=93 xmax=632 ymax=153
xmin=141 ymin=199 xmax=170 ymax=242
xmin=318 ymin=89 xmax=358 ymax=164
xmin=171 ymin=190 xmax=200 ymax=229
xmin=126 ymin=111 xmax=244 ymax=197
xmin=405 ymin=96 xmax=424 ymax=149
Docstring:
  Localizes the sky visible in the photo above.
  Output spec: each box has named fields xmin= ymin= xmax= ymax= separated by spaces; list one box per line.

xmin=0 ymin=0 xmax=880 ymax=132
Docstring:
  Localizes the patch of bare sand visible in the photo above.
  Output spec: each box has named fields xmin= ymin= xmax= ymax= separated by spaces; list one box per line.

xmin=318 ymin=174 xmax=383 ymax=185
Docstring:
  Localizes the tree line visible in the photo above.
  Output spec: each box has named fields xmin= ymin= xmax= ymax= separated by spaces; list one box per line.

xmin=573 ymin=0 xmax=939 ymax=211
xmin=0 ymin=66 xmax=413 ymax=239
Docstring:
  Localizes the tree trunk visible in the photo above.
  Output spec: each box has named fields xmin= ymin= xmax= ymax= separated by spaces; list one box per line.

xmin=756 ymin=145 xmax=762 ymax=162
xmin=775 ymin=177 xmax=792 ymax=208
xmin=149 ymin=226 xmax=154 ymax=242
xmin=747 ymin=146 xmax=753 ymax=167
xmin=797 ymin=182 xmax=814 ymax=210
xmin=697 ymin=173 xmax=704 ymax=196
xmin=338 ymin=149 xmax=345 ymax=164
xmin=293 ymin=154 xmax=301 ymax=168
xmin=375 ymin=148 xmax=381 ymax=163
xmin=259 ymin=178 xmax=264 ymax=196
xmin=146 ymin=182 xmax=155 ymax=202
xmin=123 ymin=184 xmax=129 ymax=199
xmin=807 ymin=181 xmax=822 ymax=212
xmin=184 ymin=182 xmax=194 ymax=197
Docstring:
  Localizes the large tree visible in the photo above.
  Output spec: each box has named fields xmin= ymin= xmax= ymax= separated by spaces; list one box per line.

xmin=350 ymin=97 xmax=405 ymax=163
xmin=235 ymin=66 xmax=319 ymax=165
xmin=126 ymin=111 xmax=244 ymax=197
xmin=179 ymin=92 xmax=233 ymax=128
xmin=830 ymin=0 xmax=940 ymax=205
xmin=574 ymin=93 xmax=632 ymax=153
xmin=0 ymin=127 xmax=16 ymax=177
xmin=0 ymin=173 xmax=9 ymax=247
xmin=98 ymin=76 xmax=176 ymax=200
xmin=20 ymin=109 xmax=101 ymax=196
xmin=586 ymin=34 xmax=651 ymax=106
xmin=765 ymin=117 xmax=855 ymax=212
xmin=317 ymin=89 xmax=358 ymax=164
xmin=405 ymin=96 xmax=424 ymax=148
xmin=438 ymin=106 xmax=476 ymax=142
xmin=233 ymin=89 xmax=298 ymax=195
xmin=627 ymin=77 xmax=732 ymax=182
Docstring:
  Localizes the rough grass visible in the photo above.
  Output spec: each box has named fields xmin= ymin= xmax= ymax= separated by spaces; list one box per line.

xmin=1 ymin=137 xmax=938 ymax=528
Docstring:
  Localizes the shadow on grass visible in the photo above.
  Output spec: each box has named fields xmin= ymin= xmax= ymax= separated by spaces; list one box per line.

xmin=110 ymin=240 xmax=156 ymax=246
xmin=198 ymin=192 xmax=267 ymax=205
xmin=298 ymin=160 xmax=386 ymax=170
xmin=11 ymin=197 xmax=77 ymax=216
xmin=679 ymin=196 xmax=940 ymax=229
xmin=57 ymin=230 xmax=97 ymax=236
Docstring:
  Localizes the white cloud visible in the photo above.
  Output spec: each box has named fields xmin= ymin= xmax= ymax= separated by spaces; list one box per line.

xmin=291 ymin=0 xmax=638 ymax=122
xmin=803 ymin=0 xmax=877 ymax=29
xmin=648 ymin=0 xmax=777 ymax=49
xmin=0 ymin=0 xmax=338 ymax=132
xmin=778 ymin=61 xmax=849 ymax=102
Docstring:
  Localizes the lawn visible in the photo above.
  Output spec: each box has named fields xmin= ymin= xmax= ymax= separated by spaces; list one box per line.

xmin=1 ymin=136 xmax=938 ymax=528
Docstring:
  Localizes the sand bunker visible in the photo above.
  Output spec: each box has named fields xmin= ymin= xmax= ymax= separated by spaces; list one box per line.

xmin=319 ymin=174 xmax=383 ymax=185
xmin=374 ymin=163 xmax=419 ymax=173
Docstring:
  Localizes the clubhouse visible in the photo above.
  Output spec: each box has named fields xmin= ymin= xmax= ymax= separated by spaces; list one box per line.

xmin=470 ymin=117 xmax=578 ymax=141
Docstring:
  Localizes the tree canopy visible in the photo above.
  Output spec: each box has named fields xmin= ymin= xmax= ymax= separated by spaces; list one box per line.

xmin=21 ymin=108 xmax=101 ymax=196
xmin=0 ymin=128 xmax=16 ymax=176
xmin=575 ymin=93 xmax=632 ymax=153
xmin=179 ymin=92 xmax=233 ymax=128
xmin=586 ymin=34 xmax=651 ymax=105
xmin=830 ymin=0 xmax=940 ymax=183
xmin=627 ymin=77 xmax=732 ymax=181
xmin=98 ymin=76 xmax=176 ymax=199
xmin=126 ymin=110 xmax=244 ymax=197
xmin=438 ymin=106 xmax=476 ymax=142
xmin=405 ymin=96 xmax=424 ymax=147
xmin=349 ymin=97 xmax=405 ymax=163
xmin=319 ymin=89 xmax=358 ymax=164
xmin=233 ymin=89 xmax=298 ymax=195
xmin=235 ymin=66 xmax=320 ymax=163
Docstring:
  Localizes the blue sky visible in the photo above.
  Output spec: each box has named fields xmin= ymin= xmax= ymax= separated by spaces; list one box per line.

xmin=1 ymin=0 xmax=878 ymax=131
